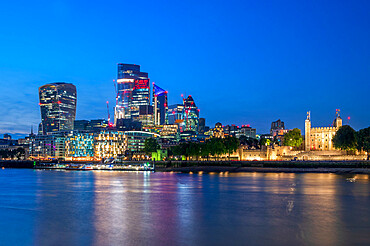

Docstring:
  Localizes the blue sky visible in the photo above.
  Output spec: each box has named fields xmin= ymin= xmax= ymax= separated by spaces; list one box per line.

xmin=0 ymin=0 xmax=369 ymax=137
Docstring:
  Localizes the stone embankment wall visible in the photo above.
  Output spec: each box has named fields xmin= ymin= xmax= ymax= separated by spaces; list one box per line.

xmin=236 ymin=146 xmax=367 ymax=161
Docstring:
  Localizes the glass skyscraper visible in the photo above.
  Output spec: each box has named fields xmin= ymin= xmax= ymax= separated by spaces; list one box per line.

xmin=115 ymin=64 xmax=150 ymax=121
xmin=183 ymin=95 xmax=199 ymax=133
xmin=38 ymin=82 xmax=77 ymax=134
xmin=153 ymin=83 xmax=168 ymax=125
xmin=167 ymin=104 xmax=184 ymax=125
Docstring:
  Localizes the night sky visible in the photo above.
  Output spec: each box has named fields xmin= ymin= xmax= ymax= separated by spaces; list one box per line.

xmin=1 ymin=0 xmax=369 ymax=137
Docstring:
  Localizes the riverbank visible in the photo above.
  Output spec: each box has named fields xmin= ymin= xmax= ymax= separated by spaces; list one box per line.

xmin=1 ymin=160 xmax=369 ymax=174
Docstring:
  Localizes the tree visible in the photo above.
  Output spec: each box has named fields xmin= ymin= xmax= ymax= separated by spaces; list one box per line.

xmin=332 ymin=125 xmax=357 ymax=151
xmin=239 ymin=136 xmax=259 ymax=148
xmin=144 ymin=138 xmax=160 ymax=154
xmin=356 ymin=127 xmax=370 ymax=160
xmin=283 ymin=128 xmax=303 ymax=148
xmin=187 ymin=142 xmax=201 ymax=160
xmin=209 ymin=138 xmax=225 ymax=158
xmin=223 ymin=136 xmax=240 ymax=159
xmin=260 ymin=138 xmax=271 ymax=146
xmin=199 ymin=143 xmax=210 ymax=159
xmin=239 ymin=136 xmax=248 ymax=145
xmin=171 ymin=144 xmax=186 ymax=158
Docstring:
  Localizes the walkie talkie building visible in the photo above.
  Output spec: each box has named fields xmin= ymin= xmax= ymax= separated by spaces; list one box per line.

xmin=39 ymin=82 xmax=77 ymax=134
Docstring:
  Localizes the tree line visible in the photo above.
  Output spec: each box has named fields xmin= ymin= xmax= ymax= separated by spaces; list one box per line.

xmin=333 ymin=126 xmax=370 ymax=159
xmin=145 ymin=136 xmax=240 ymax=160
xmin=0 ymin=148 xmax=26 ymax=160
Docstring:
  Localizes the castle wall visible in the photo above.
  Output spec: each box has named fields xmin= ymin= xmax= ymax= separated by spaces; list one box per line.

xmin=309 ymin=127 xmax=338 ymax=151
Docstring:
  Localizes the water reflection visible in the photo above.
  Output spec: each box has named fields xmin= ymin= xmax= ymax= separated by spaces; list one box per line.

xmin=0 ymin=170 xmax=369 ymax=246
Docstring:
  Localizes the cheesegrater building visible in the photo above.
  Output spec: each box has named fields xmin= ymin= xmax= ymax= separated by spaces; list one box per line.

xmin=39 ymin=83 xmax=77 ymax=134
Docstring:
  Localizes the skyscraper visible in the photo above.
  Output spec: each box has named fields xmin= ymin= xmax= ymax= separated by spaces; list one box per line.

xmin=39 ymin=83 xmax=77 ymax=134
xmin=183 ymin=95 xmax=199 ymax=133
xmin=153 ymin=83 xmax=168 ymax=125
xmin=167 ymin=104 xmax=184 ymax=125
xmin=115 ymin=64 xmax=150 ymax=121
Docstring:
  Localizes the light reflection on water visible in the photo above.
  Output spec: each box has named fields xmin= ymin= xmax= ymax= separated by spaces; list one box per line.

xmin=0 ymin=169 xmax=369 ymax=246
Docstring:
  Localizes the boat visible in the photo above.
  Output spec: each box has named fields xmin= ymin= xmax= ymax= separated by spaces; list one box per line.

xmin=65 ymin=163 xmax=93 ymax=170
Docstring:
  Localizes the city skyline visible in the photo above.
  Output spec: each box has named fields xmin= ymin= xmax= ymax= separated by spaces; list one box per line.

xmin=1 ymin=0 xmax=370 ymax=136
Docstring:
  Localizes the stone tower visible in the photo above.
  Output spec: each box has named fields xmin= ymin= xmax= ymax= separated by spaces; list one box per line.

xmin=304 ymin=111 xmax=311 ymax=151
xmin=333 ymin=109 xmax=342 ymax=128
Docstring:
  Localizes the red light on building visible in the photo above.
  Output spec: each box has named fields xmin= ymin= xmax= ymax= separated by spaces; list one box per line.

xmin=348 ymin=116 xmax=351 ymax=120
xmin=247 ymin=124 xmax=250 ymax=127
xmin=57 ymin=101 xmax=61 ymax=104
xmin=134 ymin=79 xmax=149 ymax=90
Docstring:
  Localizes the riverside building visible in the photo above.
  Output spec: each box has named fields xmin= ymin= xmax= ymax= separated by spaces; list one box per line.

xmin=305 ymin=110 xmax=342 ymax=151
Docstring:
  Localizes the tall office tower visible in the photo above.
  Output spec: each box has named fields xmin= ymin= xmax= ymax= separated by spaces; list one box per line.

xmin=115 ymin=64 xmax=150 ymax=122
xmin=153 ymin=83 xmax=168 ymax=125
xmin=183 ymin=95 xmax=199 ymax=133
xmin=167 ymin=104 xmax=184 ymax=124
xmin=39 ymin=83 xmax=77 ymax=135
xmin=198 ymin=118 xmax=206 ymax=134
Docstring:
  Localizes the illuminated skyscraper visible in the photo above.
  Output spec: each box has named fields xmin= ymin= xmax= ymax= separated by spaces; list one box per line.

xmin=38 ymin=83 xmax=77 ymax=134
xmin=183 ymin=95 xmax=199 ymax=133
xmin=153 ymin=83 xmax=168 ymax=125
xmin=167 ymin=104 xmax=184 ymax=124
xmin=115 ymin=64 xmax=150 ymax=121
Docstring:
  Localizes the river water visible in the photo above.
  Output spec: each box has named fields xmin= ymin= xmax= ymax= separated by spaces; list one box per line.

xmin=0 ymin=169 xmax=369 ymax=246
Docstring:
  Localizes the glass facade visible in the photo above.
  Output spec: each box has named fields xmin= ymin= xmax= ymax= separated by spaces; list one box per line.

xmin=124 ymin=131 xmax=159 ymax=153
xmin=65 ymin=132 xmax=95 ymax=157
xmin=29 ymin=133 xmax=66 ymax=160
xmin=94 ymin=131 xmax=126 ymax=159
xmin=167 ymin=104 xmax=184 ymax=125
xmin=39 ymin=83 xmax=77 ymax=134
xmin=115 ymin=64 xmax=150 ymax=121
xmin=183 ymin=96 xmax=199 ymax=133
xmin=153 ymin=84 xmax=168 ymax=125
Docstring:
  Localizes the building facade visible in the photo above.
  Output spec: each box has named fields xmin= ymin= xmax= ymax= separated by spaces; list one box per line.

xmin=39 ymin=83 xmax=77 ymax=134
xmin=270 ymin=119 xmax=285 ymax=134
xmin=213 ymin=122 xmax=225 ymax=138
xmin=305 ymin=110 xmax=342 ymax=151
xmin=124 ymin=131 xmax=159 ymax=153
xmin=115 ymin=64 xmax=151 ymax=122
xmin=29 ymin=133 xmax=66 ymax=160
xmin=94 ymin=131 xmax=126 ymax=159
xmin=183 ymin=95 xmax=199 ymax=133
xmin=153 ymin=83 xmax=168 ymax=125
xmin=65 ymin=132 xmax=95 ymax=158
xmin=167 ymin=104 xmax=184 ymax=126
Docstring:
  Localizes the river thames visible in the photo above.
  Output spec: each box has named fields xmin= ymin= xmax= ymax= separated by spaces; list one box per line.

xmin=0 ymin=169 xmax=369 ymax=246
